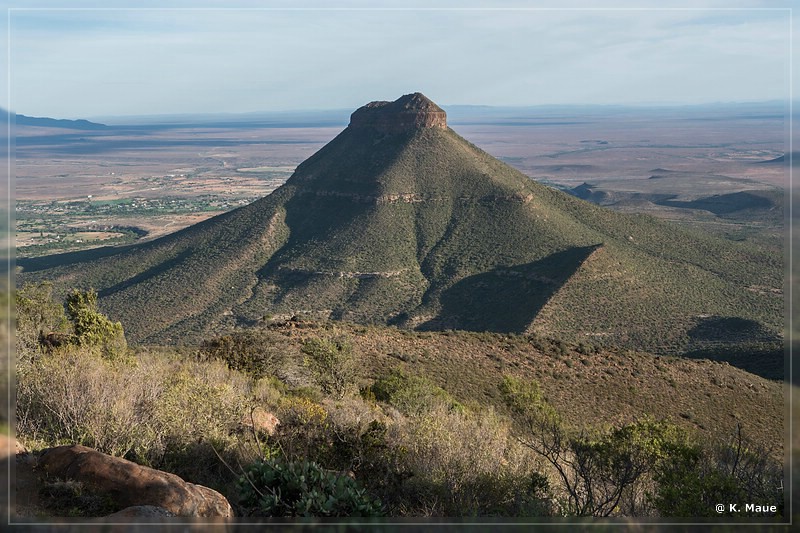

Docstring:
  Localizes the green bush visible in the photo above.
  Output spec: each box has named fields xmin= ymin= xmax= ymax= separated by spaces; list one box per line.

xmin=301 ymin=335 xmax=357 ymax=399
xmin=65 ymin=289 xmax=127 ymax=359
xmin=651 ymin=425 xmax=783 ymax=517
xmin=238 ymin=457 xmax=383 ymax=517
xmin=499 ymin=375 xmax=558 ymax=423
xmin=15 ymin=281 xmax=69 ymax=358
xmin=199 ymin=330 xmax=287 ymax=380
xmin=370 ymin=369 xmax=461 ymax=416
xmin=650 ymin=442 xmax=740 ymax=517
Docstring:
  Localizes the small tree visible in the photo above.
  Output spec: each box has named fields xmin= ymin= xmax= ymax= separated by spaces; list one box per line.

xmin=65 ymin=289 xmax=127 ymax=359
xmin=301 ymin=335 xmax=357 ymax=400
xmin=501 ymin=376 xmax=682 ymax=517
xmin=651 ymin=424 xmax=783 ymax=517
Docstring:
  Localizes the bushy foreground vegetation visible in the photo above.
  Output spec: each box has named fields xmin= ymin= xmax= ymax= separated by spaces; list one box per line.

xmin=14 ymin=282 xmax=785 ymax=518
xmin=239 ymin=457 xmax=382 ymax=517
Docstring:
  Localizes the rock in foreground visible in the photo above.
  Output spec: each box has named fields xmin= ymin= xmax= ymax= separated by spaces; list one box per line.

xmin=38 ymin=445 xmax=233 ymax=518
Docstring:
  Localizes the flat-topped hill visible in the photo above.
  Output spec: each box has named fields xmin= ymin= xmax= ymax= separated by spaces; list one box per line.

xmin=19 ymin=94 xmax=783 ymax=372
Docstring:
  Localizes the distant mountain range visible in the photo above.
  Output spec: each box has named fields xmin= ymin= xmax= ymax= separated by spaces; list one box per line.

xmin=570 ymin=181 xmax=783 ymax=218
xmin=7 ymin=100 xmax=791 ymax=129
xmin=0 ymin=108 xmax=109 ymax=130
xmin=19 ymin=93 xmax=783 ymax=362
xmin=15 ymin=114 xmax=108 ymax=130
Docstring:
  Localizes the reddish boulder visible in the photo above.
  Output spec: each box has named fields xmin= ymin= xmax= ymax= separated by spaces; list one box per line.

xmin=38 ymin=445 xmax=233 ymax=518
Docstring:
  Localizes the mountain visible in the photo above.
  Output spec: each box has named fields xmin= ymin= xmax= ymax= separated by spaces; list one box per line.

xmin=569 ymin=182 xmax=783 ymax=218
xmin=568 ymin=182 xmax=615 ymax=205
xmin=658 ymin=190 xmax=781 ymax=216
xmin=15 ymin=113 xmax=107 ymax=130
xmin=18 ymin=93 xmax=783 ymax=359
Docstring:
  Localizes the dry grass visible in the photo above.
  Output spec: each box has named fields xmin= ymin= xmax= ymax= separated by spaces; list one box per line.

xmin=16 ymin=347 xmax=263 ymax=491
xmin=255 ymin=321 xmax=785 ymax=460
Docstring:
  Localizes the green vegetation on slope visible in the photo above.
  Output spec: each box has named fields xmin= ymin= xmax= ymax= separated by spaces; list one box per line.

xmin=17 ymin=119 xmax=783 ymax=364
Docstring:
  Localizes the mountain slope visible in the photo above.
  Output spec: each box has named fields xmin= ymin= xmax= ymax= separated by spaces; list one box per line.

xmin=15 ymin=113 xmax=108 ymax=130
xmin=19 ymin=93 xmax=783 ymax=356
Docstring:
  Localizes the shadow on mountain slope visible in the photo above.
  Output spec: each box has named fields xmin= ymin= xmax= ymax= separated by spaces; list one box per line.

xmin=419 ymin=245 xmax=600 ymax=333
xmin=683 ymin=315 xmax=784 ymax=380
xmin=18 ymin=245 xmax=138 ymax=273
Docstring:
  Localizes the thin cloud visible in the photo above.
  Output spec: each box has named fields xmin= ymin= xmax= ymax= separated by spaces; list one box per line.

xmin=7 ymin=6 xmax=792 ymax=117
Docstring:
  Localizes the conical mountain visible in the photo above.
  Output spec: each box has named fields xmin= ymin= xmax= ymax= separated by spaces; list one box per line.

xmin=20 ymin=93 xmax=783 ymax=352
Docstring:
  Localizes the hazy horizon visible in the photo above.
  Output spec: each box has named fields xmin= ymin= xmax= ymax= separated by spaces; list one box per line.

xmin=10 ymin=98 xmax=791 ymax=126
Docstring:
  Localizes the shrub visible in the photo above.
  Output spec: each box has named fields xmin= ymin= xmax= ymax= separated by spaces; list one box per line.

xmin=152 ymin=362 xmax=248 ymax=443
xmin=370 ymin=369 xmax=461 ymax=416
xmin=199 ymin=330 xmax=287 ymax=380
xmin=391 ymin=403 xmax=547 ymax=516
xmin=238 ymin=457 xmax=383 ymax=517
xmin=15 ymin=281 xmax=69 ymax=359
xmin=318 ymin=398 xmax=397 ymax=483
xmin=16 ymin=346 xmax=258 ymax=490
xmin=278 ymin=396 xmax=328 ymax=427
xmin=65 ymin=289 xmax=127 ymax=359
xmin=301 ymin=335 xmax=357 ymax=399
xmin=273 ymin=393 xmax=402 ymax=497
xmin=555 ymin=341 xmax=568 ymax=356
xmin=273 ymin=396 xmax=331 ymax=462
xmin=250 ymin=375 xmax=286 ymax=409
xmin=16 ymin=347 xmax=157 ymax=459
xmin=651 ymin=424 xmax=783 ymax=517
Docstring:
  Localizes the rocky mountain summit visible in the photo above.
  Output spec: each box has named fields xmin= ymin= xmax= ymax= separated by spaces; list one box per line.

xmin=349 ymin=92 xmax=447 ymax=133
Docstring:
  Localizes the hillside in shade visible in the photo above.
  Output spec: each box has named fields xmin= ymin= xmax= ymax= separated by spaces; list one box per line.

xmin=19 ymin=93 xmax=783 ymax=360
xmin=13 ymin=112 xmax=108 ymax=130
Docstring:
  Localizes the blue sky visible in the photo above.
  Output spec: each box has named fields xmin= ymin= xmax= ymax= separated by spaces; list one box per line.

xmin=2 ymin=1 xmax=796 ymax=118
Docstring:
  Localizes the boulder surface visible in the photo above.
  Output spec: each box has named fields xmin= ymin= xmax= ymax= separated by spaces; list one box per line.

xmin=38 ymin=445 xmax=233 ymax=518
